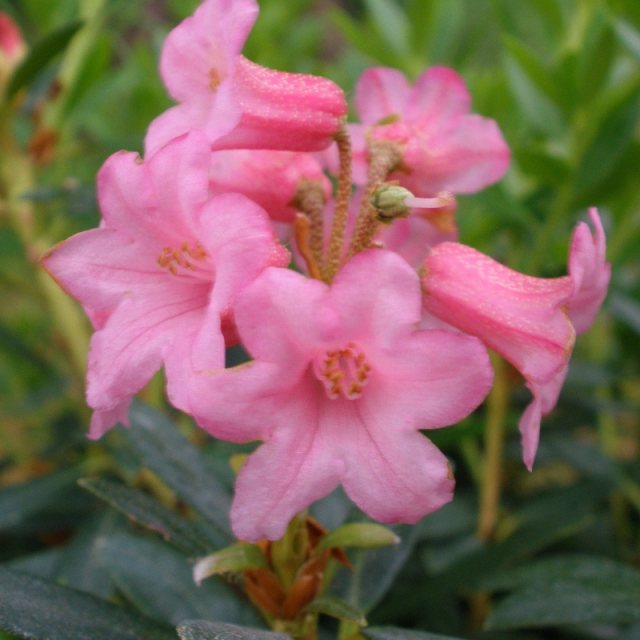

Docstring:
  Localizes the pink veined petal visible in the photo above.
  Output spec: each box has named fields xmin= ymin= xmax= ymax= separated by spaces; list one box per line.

xmin=520 ymin=364 xmax=569 ymax=470
xmin=144 ymin=132 xmax=212 ymax=238
xmin=377 ymin=214 xmax=457 ymax=268
xmin=212 ymin=57 xmax=347 ymax=152
xmin=355 ymin=67 xmax=411 ymax=125
xmin=230 ymin=378 xmax=343 ymax=541
xmin=568 ymin=208 xmax=611 ymax=335
xmin=337 ymin=400 xmax=454 ymax=524
xmin=366 ymin=329 xmax=493 ymax=431
xmin=40 ymin=228 xmax=167 ymax=314
xmin=423 ymin=242 xmax=575 ymax=385
xmin=88 ymin=400 xmax=131 ymax=440
xmin=159 ymin=0 xmax=258 ymax=103
xmin=406 ymin=66 xmax=471 ymax=124
xmin=196 ymin=193 xmax=290 ymax=308
xmin=208 ymin=149 xmax=331 ymax=223
xmin=86 ymin=285 xmax=209 ymax=415
xmin=233 ymin=266 xmax=335 ymax=366
xmin=189 ymin=361 xmax=301 ymax=443
xmin=144 ymin=103 xmax=209 ymax=157
xmin=329 ymin=250 xmax=423 ymax=349
xmin=96 ymin=150 xmax=151 ymax=236
xmin=399 ymin=114 xmax=511 ymax=194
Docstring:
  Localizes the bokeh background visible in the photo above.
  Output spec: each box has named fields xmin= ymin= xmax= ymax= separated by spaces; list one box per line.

xmin=1 ymin=1 xmax=640 ymax=639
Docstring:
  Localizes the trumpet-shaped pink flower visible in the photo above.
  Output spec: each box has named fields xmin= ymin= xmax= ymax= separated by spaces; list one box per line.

xmin=348 ymin=67 xmax=510 ymax=195
xmin=422 ymin=243 xmax=575 ymax=470
xmin=208 ymin=149 xmax=331 ymax=223
xmin=568 ymin=208 xmax=611 ymax=334
xmin=145 ymin=0 xmax=347 ymax=156
xmin=42 ymin=132 xmax=288 ymax=439
xmin=190 ymin=250 xmax=493 ymax=541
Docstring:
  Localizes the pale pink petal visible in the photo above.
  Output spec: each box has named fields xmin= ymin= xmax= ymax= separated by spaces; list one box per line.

xmin=423 ymin=242 xmax=575 ymax=384
xmin=337 ymin=400 xmax=454 ymax=523
xmin=397 ymin=114 xmax=511 ymax=194
xmin=208 ymin=149 xmax=331 ymax=223
xmin=520 ymin=364 xmax=568 ymax=470
xmin=190 ymin=361 xmax=291 ymax=443
xmin=377 ymin=214 xmax=457 ymax=268
xmin=355 ymin=67 xmax=411 ymax=125
xmin=144 ymin=132 xmax=212 ymax=236
xmin=329 ymin=250 xmax=422 ymax=347
xmin=232 ymin=266 xmax=333 ymax=365
xmin=88 ymin=401 xmax=130 ymax=440
xmin=158 ymin=0 xmax=257 ymax=103
xmin=230 ymin=379 xmax=342 ymax=541
xmin=144 ymin=103 xmax=208 ymax=157
xmin=41 ymin=228 xmax=166 ymax=313
xmin=406 ymin=66 xmax=471 ymax=123
xmin=568 ymin=208 xmax=611 ymax=334
xmin=367 ymin=330 xmax=492 ymax=431
xmin=212 ymin=57 xmax=347 ymax=152
xmin=86 ymin=286 xmax=208 ymax=414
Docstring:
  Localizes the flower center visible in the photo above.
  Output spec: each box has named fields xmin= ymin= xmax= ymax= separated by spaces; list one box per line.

xmin=157 ymin=241 xmax=210 ymax=279
xmin=314 ymin=342 xmax=371 ymax=400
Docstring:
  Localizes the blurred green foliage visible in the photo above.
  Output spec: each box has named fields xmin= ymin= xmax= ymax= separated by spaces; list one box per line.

xmin=1 ymin=1 xmax=640 ymax=639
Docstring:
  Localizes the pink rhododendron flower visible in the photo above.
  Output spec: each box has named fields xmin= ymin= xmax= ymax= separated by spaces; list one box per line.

xmin=190 ymin=250 xmax=493 ymax=541
xmin=208 ymin=149 xmax=331 ymax=223
xmin=422 ymin=242 xmax=575 ymax=470
xmin=348 ymin=67 xmax=510 ymax=195
xmin=42 ymin=132 xmax=288 ymax=439
xmin=145 ymin=0 xmax=347 ymax=155
xmin=568 ymin=208 xmax=611 ymax=334
xmin=0 ymin=12 xmax=24 ymax=85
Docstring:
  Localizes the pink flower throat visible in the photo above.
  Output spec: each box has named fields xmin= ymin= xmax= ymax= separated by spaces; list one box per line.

xmin=314 ymin=342 xmax=371 ymax=400
xmin=157 ymin=241 xmax=212 ymax=279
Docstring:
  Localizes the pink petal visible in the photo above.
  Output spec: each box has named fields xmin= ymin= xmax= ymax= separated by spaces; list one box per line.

xmin=520 ymin=364 xmax=568 ymax=470
xmin=230 ymin=378 xmax=342 ymax=541
xmin=406 ymin=66 xmax=471 ymax=124
xmin=0 ymin=12 xmax=24 ymax=60
xmin=423 ymin=242 xmax=575 ymax=384
xmin=367 ymin=330 xmax=493 ymax=431
xmin=88 ymin=401 xmax=130 ymax=440
xmin=86 ymin=286 xmax=209 ymax=415
xmin=212 ymin=57 xmax=347 ymax=152
xmin=41 ymin=228 xmax=166 ymax=314
xmin=338 ymin=400 xmax=454 ymax=524
xmin=158 ymin=0 xmax=257 ymax=103
xmin=355 ymin=67 xmax=411 ymax=124
xmin=144 ymin=103 xmax=208 ymax=157
xmin=208 ymin=149 xmax=331 ymax=223
xmin=397 ymin=114 xmax=511 ymax=194
xmin=568 ymin=208 xmax=611 ymax=334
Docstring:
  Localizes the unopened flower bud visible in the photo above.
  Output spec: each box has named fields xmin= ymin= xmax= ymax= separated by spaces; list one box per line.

xmin=371 ymin=184 xmax=414 ymax=224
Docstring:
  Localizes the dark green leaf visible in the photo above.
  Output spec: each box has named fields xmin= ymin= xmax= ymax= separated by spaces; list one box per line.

xmin=610 ymin=293 xmax=640 ymax=334
xmin=176 ymin=621 xmax=288 ymax=640
xmin=365 ymin=627 xmax=467 ymax=640
xmin=0 ymin=467 xmax=81 ymax=532
xmin=5 ymin=20 xmax=84 ymax=100
xmin=125 ymin=402 xmax=233 ymax=546
xmin=613 ymin=18 xmax=640 ymax=62
xmin=79 ymin=477 xmax=212 ymax=556
xmin=304 ymin=596 xmax=366 ymax=625
xmin=486 ymin=580 xmax=640 ymax=630
xmin=99 ymin=530 xmax=262 ymax=628
xmin=0 ymin=567 xmax=175 ymax=640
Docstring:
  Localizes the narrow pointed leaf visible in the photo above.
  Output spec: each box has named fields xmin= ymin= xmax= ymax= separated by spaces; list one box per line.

xmin=79 ymin=476 xmax=211 ymax=555
xmin=318 ymin=523 xmax=400 ymax=552
xmin=365 ymin=628 xmax=466 ymax=640
xmin=0 ymin=567 xmax=174 ymax=640
xmin=304 ymin=596 xmax=367 ymax=626
xmin=99 ymin=530 xmax=262 ymax=628
xmin=177 ymin=621 xmax=289 ymax=640
xmin=194 ymin=543 xmax=267 ymax=584
xmin=125 ymin=401 xmax=233 ymax=546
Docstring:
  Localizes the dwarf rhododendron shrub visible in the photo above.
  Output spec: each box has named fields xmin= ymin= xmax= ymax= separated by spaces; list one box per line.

xmin=42 ymin=0 xmax=610 ymax=631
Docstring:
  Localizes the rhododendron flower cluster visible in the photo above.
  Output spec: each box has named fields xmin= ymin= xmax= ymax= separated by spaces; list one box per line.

xmin=43 ymin=0 xmax=610 ymax=542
